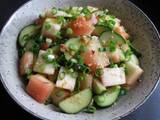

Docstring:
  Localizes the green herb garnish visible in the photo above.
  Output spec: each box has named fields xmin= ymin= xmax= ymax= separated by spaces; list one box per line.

xmin=57 ymin=16 xmax=66 ymax=24
xmin=107 ymin=20 xmax=115 ymax=29
xmin=84 ymin=105 xmax=96 ymax=113
xmin=95 ymin=68 xmax=103 ymax=78
xmin=59 ymin=72 xmax=65 ymax=80
xmin=44 ymin=22 xmax=51 ymax=30
xmin=108 ymin=40 xmax=116 ymax=52
xmin=109 ymin=63 xmax=118 ymax=68
xmin=119 ymin=88 xmax=128 ymax=96
xmin=66 ymin=28 xmax=73 ymax=35
xmin=51 ymin=7 xmax=57 ymax=15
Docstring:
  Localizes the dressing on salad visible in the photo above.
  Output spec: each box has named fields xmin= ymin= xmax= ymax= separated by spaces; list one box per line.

xmin=18 ymin=6 xmax=143 ymax=114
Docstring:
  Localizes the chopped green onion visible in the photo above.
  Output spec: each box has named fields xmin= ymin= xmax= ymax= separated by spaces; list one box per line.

xmin=44 ymin=22 xmax=51 ymax=30
xmin=52 ymin=60 xmax=60 ymax=68
xmin=119 ymin=88 xmax=128 ymax=96
xmin=81 ymin=7 xmax=91 ymax=17
xmin=107 ymin=20 xmax=116 ymax=29
xmin=78 ymin=74 xmax=86 ymax=81
xmin=70 ymin=58 xmax=78 ymax=63
xmin=95 ymin=68 xmax=103 ymax=77
xmin=109 ymin=63 xmax=118 ymax=68
xmin=124 ymin=49 xmax=133 ymax=61
xmin=84 ymin=105 xmax=96 ymax=113
xmin=66 ymin=28 xmax=73 ymax=35
xmin=26 ymin=69 xmax=32 ymax=77
xmin=46 ymin=48 xmax=53 ymax=54
xmin=80 ymin=45 xmax=87 ymax=53
xmin=30 ymin=42 xmax=40 ymax=54
xmin=59 ymin=72 xmax=65 ymax=80
xmin=51 ymin=7 xmax=57 ymax=15
xmin=57 ymin=16 xmax=66 ymax=24
xmin=75 ymin=55 xmax=84 ymax=65
xmin=108 ymin=40 xmax=116 ymax=52
xmin=68 ymin=68 xmax=74 ymax=73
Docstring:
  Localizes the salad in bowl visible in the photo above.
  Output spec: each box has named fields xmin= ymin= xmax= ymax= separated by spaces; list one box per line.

xmin=18 ymin=6 xmax=143 ymax=114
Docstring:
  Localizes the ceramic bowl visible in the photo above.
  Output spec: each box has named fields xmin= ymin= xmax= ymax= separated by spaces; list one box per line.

xmin=0 ymin=0 xmax=160 ymax=120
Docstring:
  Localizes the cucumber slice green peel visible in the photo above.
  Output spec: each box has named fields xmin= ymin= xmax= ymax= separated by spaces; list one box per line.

xmin=59 ymin=88 xmax=92 ymax=114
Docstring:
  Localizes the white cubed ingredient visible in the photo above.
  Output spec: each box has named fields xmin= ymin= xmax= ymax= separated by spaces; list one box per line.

xmin=101 ymin=67 xmax=126 ymax=87
xmin=56 ymin=67 xmax=77 ymax=91
xmin=33 ymin=50 xmax=55 ymax=75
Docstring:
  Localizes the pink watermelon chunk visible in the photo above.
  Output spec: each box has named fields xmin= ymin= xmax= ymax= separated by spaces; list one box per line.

xmin=27 ymin=74 xmax=54 ymax=103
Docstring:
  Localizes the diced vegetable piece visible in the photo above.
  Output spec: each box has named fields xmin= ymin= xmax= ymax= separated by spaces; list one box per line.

xmin=92 ymin=25 xmax=106 ymax=36
xmin=18 ymin=25 xmax=40 ymax=47
xmin=107 ymin=48 xmax=125 ymax=63
xmin=64 ymin=37 xmax=81 ymax=59
xmin=70 ymin=16 xmax=94 ymax=36
xmin=26 ymin=74 xmax=54 ymax=103
xmin=56 ymin=67 xmax=77 ymax=91
xmin=101 ymin=68 xmax=126 ymax=87
xmin=33 ymin=50 xmax=55 ymax=75
xmin=100 ymin=31 xmax=125 ymax=47
xmin=80 ymin=74 xmax=93 ymax=90
xmin=94 ymin=86 xmax=121 ymax=107
xmin=114 ymin=26 xmax=129 ymax=40
xmin=19 ymin=51 xmax=34 ymax=75
xmin=129 ymin=54 xmax=139 ymax=65
xmin=59 ymin=89 xmax=92 ymax=114
xmin=105 ymin=15 xmax=121 ymax=29
xmin=42 ymin=18 xmax=61 ymax=39
xmin=51 ymin=87 xmax=71 ymax=106
xmin=93 ymin=79 xmax=106 ymax=94
xmin=82 ymin=50 xmax=109 ymax=71
xmin=125 ymin=62 xmax=143 ymax=88
xmin=66 ymin=7 xmax=83 ymax=16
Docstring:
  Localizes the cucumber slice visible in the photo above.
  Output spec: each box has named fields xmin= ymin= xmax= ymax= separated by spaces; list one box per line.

xmin=93 ymin=80 xmax=106 ymax=95
xmin=94 ymin=86 xmax=121 ymax=107
xmin=18 ymin=25 xmax=40 ymax=47
xmin=129 ymin=54 xmax=139 ymax=65
xmin=99 ymin=31 xmax=125 ymax=47
xmin=59 ymin=89 xmax=92 ymax=114
xmin=64 ymin=37 xmax=81 ymax=59
xmin=125 ymin=61 xmax=143 ymax=86
xmin=92 ymin=25 xmax=106 ymax=36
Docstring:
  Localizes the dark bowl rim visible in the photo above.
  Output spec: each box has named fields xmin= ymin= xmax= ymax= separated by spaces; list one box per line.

xmin=0 ymin=0 xmax=160 ymax=120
